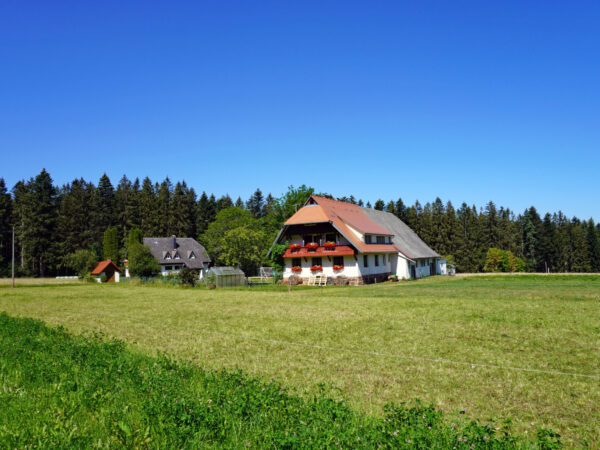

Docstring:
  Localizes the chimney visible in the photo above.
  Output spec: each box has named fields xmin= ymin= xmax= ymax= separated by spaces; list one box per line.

xmin=172 ymin=235 xmax=177 ymax=250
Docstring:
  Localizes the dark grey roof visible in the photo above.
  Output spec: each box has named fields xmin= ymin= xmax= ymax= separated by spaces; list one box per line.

xmin=360 ymin=208 xmax=440 ymax=259
xmin=143 ymin=236 xmax=210 ymax=269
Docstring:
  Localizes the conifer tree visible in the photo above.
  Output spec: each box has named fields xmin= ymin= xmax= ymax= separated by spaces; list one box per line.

xmin=216 ymin=194 xmax=233 ymax=212
xmin=139 ymin=177 xmax=158 ymax=236
xmin=0 ymin=179 xmax=12 ymax=275
xmin=22 ymin=170 xmax=59 ymax=276
xmin=394 ymin=198 xmax=406 ymax=222
xmin=57 ymin=178 xmax=95 ymax=262
xmin=373 ymin=199 xmax=385 ymax=211
xmin=234 ymin=196 xmax=244 ymax=208
xmin=156 ymin=178 xmax=172 ymax=236
xmin=385 ymin=201 xmax=395 ymax=214
xmin=585 ymin=219 xmax=600 ymax=272
xmin=247 ymin=188 xmax=265 ymax=218
xmin=93 ymin=174 xmax=115 ymax=241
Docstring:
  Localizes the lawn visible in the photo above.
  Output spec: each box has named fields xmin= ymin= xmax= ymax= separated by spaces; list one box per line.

xmin=0 ymin=275 xmax=598 ymax=446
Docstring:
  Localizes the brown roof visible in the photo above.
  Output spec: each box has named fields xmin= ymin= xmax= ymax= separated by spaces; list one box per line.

xmin=91 ymin=260 xmax=122 ymax=275
xmin=284 ymin=204 xmax=330 ymax=225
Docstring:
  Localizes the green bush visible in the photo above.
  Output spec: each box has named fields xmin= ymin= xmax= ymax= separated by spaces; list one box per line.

xmin=65 ymin=249 xmax=98 ymax=277
xmin=129 ymin=242 xmax=160 ymax=278
xmin=178 ymin=266 xmax=199 ymax=286
xmin=0 ymin=313 xmax=561 ymax=449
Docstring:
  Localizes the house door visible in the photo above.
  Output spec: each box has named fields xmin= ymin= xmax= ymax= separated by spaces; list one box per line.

xmin=410 ymin=265 xmax=416 ymax=279
xmin=430 ymin=261 xmax=436 ymax=275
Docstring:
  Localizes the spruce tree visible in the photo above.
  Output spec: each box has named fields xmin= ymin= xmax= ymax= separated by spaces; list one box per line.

xmin=23 ymin=169 xmax=59 ymax=276
xmin=216 ymin=194 xmax=233 ymax=212
xmin=394 ymin=198 xmax=406 ymax=222
xmin=247 ymin=189 xmax=265 ymax=218
xmin=373 ymin=199 xmax=385 ymax=211
xmin=139 ymin=177 xmax=158 ymax=236
xmin=585 ymin=219 xmax=600 ymax=272
xmin=57 ymin=178 xmax=95 ymax=263
xmin=156 ymin=178 xmax=172 ymax=236
xmin=93 ymin=174 xmax=115 ymax=239
xmin=0 ymin=179 xmax=12 ymax=275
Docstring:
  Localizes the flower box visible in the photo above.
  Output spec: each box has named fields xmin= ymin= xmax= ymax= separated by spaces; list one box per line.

xmin=333 ymin=265 xmax=344 ymax=271
xmin=288 ymin=243 xmax=301 ymax=251
xmin=310 ymin=265 xmax=323 ymax=272
xmin=291 ymin=266 xmax=302 ymax=273
xmin=305 ymin=242 xmax=319 ymax=250
xmin=323 ymin=241 xmax=336 ymax=249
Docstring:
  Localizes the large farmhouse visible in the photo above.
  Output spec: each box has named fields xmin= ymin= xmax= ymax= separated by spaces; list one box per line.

xmin=271 ymin=196 xmax=442 ymax=284
xmin=144 ymin=236 xmax=210 ymax=276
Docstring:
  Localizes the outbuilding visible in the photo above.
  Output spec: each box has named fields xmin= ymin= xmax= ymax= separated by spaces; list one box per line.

xmin=91 ymin=260 xmax=123 ymax=283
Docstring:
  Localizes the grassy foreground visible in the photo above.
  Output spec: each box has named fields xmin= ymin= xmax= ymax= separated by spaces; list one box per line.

xmin=0 ymin=313 xmax=561 ymax=448
xmin=0 ymin=275 xmax=598 ymax=446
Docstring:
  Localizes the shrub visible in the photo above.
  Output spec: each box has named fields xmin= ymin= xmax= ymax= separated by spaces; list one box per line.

xmin=129 ymin=243 xmax=160 ymax=278
xmin=178 ymin=266 xmax=199 ymax=286
xmin=65 ymin=249 xmax=98 ymax=277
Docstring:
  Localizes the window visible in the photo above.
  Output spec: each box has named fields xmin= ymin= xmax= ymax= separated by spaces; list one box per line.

xmin=363 ymin=255 xmax=369 ymax=267
xmin=311 ymin=257 xmax=322 ymax=266
xmin=174 ymin=252 xmax=180 ymax=259
xmin=292 ymin=258 xmax=301 ymax=267
xmin=326 ymin=233 xmax=336 ymax=242
xmin=165 ymin=254 xmax=171 ymax=260
xmin=365 ymin=235 xmax=372 ymax=244
xmin=376 ymin=236 xmax=385 ymax=244
xmin=383 ymin=255 xmax=386 ymax=265
xmin=165 ymin=265 xmax=172 ymax=271
xmin=190 ymin=253 xmax=196 ymax=259
xmin=304 ymin=235 xmax=320 ymax=244
xmin=333 ymin=256 xmax=344 ymax=266
xmin=375 ymin=255 xmax=379 ymax=266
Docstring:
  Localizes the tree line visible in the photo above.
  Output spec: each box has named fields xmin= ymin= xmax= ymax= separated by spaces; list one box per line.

xmin=0 ymin=169 xmax=598 ymax=277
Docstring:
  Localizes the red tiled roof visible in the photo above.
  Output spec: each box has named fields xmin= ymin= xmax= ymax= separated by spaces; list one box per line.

xmin=283 ymin=245 xmax=356 ymax=258
xmin=91 ymin=260 xmax=122 ymax=275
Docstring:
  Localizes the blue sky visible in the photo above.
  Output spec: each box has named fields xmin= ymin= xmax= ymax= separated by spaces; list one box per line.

xmin=1 ymin=1 xmax=599 ymax=220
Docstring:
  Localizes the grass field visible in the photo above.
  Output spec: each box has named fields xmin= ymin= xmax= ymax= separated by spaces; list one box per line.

xmin=1 ymin=275 xmax=598 ymax=446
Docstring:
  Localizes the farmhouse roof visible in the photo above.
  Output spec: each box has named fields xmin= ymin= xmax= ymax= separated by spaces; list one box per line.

xmin=143 ymin=236 xmax=210 ymax=269
xmin=91 ymin=260 xmax=122 ymax=275
xmin=360 ymin=207 xmax=440 ymax=259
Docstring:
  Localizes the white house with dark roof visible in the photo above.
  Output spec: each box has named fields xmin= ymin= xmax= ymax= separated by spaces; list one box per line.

xmin=269 ymin=196 xmax=442 ymax=284
xmin=143 ymin=236 xmax=210 ymax=276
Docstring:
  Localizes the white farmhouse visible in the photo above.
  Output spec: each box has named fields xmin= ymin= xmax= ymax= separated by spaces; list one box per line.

xmin=270 ymin=196 xmax=442 ymax=284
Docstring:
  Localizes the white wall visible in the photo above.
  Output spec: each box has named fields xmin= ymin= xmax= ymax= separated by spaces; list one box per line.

xmin=283 ymin=253 xmax=392 ymax=279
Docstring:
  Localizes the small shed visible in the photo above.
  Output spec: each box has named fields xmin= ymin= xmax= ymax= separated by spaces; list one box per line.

xmin=206 ymin=266 xmax=246 ymax=288
xmin=91 ymin=260 xmax=123 ymax=283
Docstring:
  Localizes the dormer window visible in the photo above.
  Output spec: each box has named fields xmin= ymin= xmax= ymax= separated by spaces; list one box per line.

xmin=190 ymin=252 xmax=196 ymax=259
xmin=165 ymin=254 xmax=171 ymax=260
xmin=174 ymin=252 xmax=180 ymax=260
xmin=376 ymin=236 xmax=385 ymax=244
xmin=365 ymin=235 xmax=372 ymax=244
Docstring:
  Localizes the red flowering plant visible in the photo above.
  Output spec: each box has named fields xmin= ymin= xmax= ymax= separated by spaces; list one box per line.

xmin=333 ymin=264 xmax=344 ymax=271
xmin=291 ymin=266 xmax=302 ymax=273
xmin=323 ymin=241 xmax=336 ymax=249
xmin=305 ymin=242 xmax=319 ymax=250
xmin=288 ymin=243 xmax=301 ymax=251
xmin=310 ymin=265 xmax=323 ymax=272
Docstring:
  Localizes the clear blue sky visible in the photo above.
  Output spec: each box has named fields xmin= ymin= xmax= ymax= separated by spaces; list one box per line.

xmin=1 ymin=1 xmax=599 ymax=220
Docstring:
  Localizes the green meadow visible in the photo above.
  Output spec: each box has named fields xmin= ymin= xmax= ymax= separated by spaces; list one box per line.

xmin=1 ymin=275 xmax=598 ymax=446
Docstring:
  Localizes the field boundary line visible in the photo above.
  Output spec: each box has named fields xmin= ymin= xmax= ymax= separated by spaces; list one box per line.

xmin=61 ymin=310 xmax=600 ymax=380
